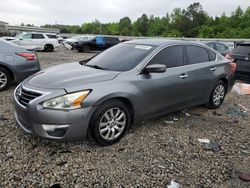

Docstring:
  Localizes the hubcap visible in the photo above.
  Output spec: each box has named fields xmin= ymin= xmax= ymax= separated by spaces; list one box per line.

xmin=213 ymin=84 xmax=225 ymax=106
xmin=99 ymin=107 xmax=126 ymax=141
xmin=0 ymin=71 xmax=7 ymax=89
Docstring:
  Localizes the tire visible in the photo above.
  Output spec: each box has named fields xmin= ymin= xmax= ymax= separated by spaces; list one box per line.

xmin=0 ymin=67 xmax=11 ymax=91
xmin=206 ymin=80 xmax=226 ymax=109
xmin=44 ymin=44 xmax=54 ymax=52
xmin=90 ymin=99 xmax=130 ymax=146
xmin=82 ymin=45 xmax=90 ymax=53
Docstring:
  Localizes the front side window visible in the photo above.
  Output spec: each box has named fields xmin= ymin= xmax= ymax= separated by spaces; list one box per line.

xmin=32 ymin=34 xmax=45 ymax=39
xmin=149 ymin=46 xmax=184 ymax=68
xmin=22 ymin=34 xmax=32 ymax=39
xmin=186 ymin=45 xmax=209 ymax=64
xmin=86 ymin=43 xmax=155 ymax=71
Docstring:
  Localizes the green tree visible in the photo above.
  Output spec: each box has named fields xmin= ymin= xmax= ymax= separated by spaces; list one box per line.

xmin=118 ymin=17 xmax=132 ymax=36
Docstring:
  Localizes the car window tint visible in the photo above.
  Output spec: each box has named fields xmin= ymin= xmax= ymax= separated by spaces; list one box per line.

xmin=22 ymin=34 xmax=32 ymax=39
xmin=32 ymin=34 xmax=45 ymax=39
xmin=215 ymin=43 xmax=228 ymax=51
xmin=87 ymin=43 xmax=155 ymax=71
xmin=233 ymin=45 xmax=250 ymax=55
xmin=149 ymin=46 xmax=184 ymax=68
xmin=186 ymin=45 xmax=210 ymax=64
xmin=208 ymin=50 xmax=216 ymax=61
xmin=46 ymin=34 xmax=57 ymax=39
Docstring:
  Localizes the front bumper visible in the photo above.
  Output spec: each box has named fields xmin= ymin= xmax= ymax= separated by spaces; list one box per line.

xmin=13 ymin=85 xmax=96 ymax=142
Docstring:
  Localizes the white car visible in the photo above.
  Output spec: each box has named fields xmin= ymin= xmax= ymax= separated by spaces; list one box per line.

xmin=11 ymin=32 xmax=60 ymax=52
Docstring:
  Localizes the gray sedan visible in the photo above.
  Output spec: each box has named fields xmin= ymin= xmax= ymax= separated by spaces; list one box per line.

xmin=0 ymin=39 xmax=40 ymax=91
xmin=13 ymin=39 xmax=236 ymax=145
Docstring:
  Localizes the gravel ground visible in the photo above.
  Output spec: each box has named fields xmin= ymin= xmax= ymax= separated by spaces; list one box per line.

xmin=0 ymin=46 xmax=249 ymax=187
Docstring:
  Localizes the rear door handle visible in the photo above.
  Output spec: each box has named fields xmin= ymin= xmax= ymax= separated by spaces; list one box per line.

xmin=210 ymin=67 xmax=217 ymax=71
xmin=179 ymin=74 xmax=188 ymax=79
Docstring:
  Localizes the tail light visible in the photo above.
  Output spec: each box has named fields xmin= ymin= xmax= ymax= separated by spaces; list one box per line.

xmin=16 ymin=52 xmax=37 ymax=61
xmin=225 ymin=54 xmax=235 ymax=62
xmin=229 ymin=62 xmax=237 ymax=73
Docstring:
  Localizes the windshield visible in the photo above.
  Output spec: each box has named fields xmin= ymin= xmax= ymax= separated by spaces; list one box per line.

xmin=86 ymin=43 xmax=155 ymax=71
xmin=14 ymin=33 xmax=24 ymax=39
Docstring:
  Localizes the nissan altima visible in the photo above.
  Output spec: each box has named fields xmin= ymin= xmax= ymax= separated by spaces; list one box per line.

xmin=13 ymin=39 xmax=236 ymax=145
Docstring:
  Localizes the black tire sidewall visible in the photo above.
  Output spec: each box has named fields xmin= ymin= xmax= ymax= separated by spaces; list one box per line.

xmin=44 ymin=45 xmax=54 ymax=52
xmin=208 ymin=80 xmax=226 ymax=109
xmin=82 ymin=45 xmax=90 ymax=53
xmin=90 ymin=100 xmax=130 ymax=146
xmin=0 ymin=67 xmax=10 ymax=91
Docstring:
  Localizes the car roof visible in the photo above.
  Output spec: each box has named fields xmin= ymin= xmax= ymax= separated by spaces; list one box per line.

xmin=125 ymin=39 xmax=203 ymax=47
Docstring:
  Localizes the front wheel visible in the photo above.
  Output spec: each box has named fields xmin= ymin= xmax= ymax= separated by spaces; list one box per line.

xmin=90 ymin=100 xmax=130 ymax=146
xmin=206 ymin=80 xmax=226 ymax=109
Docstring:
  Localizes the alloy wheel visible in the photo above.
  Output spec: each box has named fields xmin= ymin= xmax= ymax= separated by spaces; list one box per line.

xmin=0 ymin=71 xmax=7 ymax=89
xmin=99 ymin=107 xmax=126 ymax=141
xmin=213 ymin=84 xmax=225 ymax=106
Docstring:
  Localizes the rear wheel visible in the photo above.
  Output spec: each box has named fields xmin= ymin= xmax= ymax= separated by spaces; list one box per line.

xmin=0 ymin=67 xmax=11 ymax=91
xmin=82 ymin=45 xmax=90 ymax=53
xmin=44 ymin=44 xmax=54 ymax=52
xmin=90 ymin=100 xmax=130 ymax=146
xmin=206 ymin=80 xmax=226 ymax=109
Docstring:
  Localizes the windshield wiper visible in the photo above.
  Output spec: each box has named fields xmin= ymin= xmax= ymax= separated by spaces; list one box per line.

xmin=85 ymin=64 xmax=105 ymax=70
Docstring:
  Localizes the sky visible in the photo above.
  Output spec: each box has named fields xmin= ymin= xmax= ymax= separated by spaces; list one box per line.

xmin=0 ymin=0 xmax=249 ymax=26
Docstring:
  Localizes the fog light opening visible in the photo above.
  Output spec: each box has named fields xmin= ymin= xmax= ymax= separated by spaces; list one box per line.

xmin=42 ymin=124 xmax=69 ymax=137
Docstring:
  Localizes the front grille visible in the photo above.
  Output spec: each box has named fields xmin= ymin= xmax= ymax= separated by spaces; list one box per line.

xmin=16 ymin=86 xmax=42 ymax=107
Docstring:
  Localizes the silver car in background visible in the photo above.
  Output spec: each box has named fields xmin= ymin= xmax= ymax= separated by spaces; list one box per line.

xmin=13 ymin=39 xmax=236 ymax=145
xmin=0 ymin=39 xmax=40 ymax=91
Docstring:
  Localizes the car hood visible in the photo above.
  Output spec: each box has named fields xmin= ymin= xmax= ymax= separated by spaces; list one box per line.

xmin=26 ymin=62 xmax=120 ymax=90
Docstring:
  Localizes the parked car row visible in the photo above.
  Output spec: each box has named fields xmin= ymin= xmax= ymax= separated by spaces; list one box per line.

xmin=63 ymin=35 xmax=121 ymax=52
xmin=1 ymin=32 xmax=61 ymax=52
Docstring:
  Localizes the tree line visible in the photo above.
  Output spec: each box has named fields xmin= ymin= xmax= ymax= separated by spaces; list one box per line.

xmin=41 ymin=3 xmax=250 ymax=38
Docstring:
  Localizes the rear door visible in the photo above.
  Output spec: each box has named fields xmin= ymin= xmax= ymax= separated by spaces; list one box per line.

xmin=183 ymin=45 xmax=219 ymax=105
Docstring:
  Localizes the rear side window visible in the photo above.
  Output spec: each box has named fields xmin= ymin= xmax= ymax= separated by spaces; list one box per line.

xmin=32 ymin=34 xmax=44 ymax=39
xmin=149 ymin=46 xmax=184 ymax=68
xmin=186 ymin=45 xmax=209 ymax=64
xmin=46 ymin=34 xmax=57 ymax=39
xmin=233 ymin=45 xmax=250 ymax=55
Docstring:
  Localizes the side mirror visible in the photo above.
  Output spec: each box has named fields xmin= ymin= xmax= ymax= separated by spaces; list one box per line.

xmin=144 ymin=64 xmax=166 ymax=73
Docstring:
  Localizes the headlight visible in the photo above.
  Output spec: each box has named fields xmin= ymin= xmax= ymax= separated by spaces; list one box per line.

xmin=43 ymin=90 xmax=90 ymax=110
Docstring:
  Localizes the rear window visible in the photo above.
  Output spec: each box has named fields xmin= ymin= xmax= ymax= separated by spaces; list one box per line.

xmin=233 ymin=45 xmax=250 ymax=55
xmin=186 ymin=45 xmax=210 ymax=64
xmin=46 ymin=34 xmax=57 ymax=39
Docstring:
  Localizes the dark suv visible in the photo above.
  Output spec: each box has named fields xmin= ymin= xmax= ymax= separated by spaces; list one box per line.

xmin=226 ymin=43 xmax=250 ymax=81
xmin=74 ymin=36 xmax=120 ymax=52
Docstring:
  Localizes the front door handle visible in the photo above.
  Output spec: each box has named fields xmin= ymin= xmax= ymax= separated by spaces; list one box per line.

xmin=179 ymin=74 xmax=188 ymax=79
xmin=210 ymin=67 xmax=217 ymax=71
